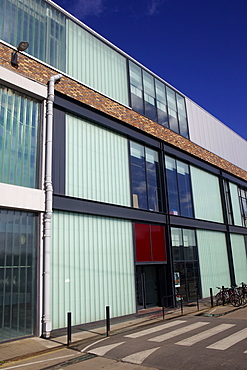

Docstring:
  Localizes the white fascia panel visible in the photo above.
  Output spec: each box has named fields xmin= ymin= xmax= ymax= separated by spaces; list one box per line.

xmin=0 ymin=182 xmax=45 ymax=212
xmin=0 ymin=65 xmax=46 ymax=99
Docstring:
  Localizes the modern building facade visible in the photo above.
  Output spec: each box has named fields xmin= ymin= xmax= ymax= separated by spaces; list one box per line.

xmin=0 ymin=0 xmax=247 ymax=342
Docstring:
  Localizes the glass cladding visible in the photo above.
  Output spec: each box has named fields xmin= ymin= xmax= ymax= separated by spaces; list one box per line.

xmin=129 ymin=61 xmax=189 ymax=138
xmin=130 ymin=141 xmax=161 ymax=211
xmin=51 ymin=212 xmax=136 ymax=329
xmin=1 ymin=0 xmax=66 ymax=71
xmin=66 ymin=114 xmax=131 ymax=206
xmin=67 ymin=20 xmax=129 ymax=106
xmin=197 ymin=230 xmax=230 ymax=297
xmin=0 ymin=209 xmax=37 ymax=342
xmin=165 ymin=156 xmax=193 ymax=217
xmin=190 ymin=166 xmax=223 ymax=223
xmin=0 ymin=85 xmax=40 ymax=188
xmin=230 ymin=234 xmax=247 ymax=284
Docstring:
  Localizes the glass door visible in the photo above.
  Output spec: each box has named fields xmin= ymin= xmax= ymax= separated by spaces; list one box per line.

xmin=136 ymin=266 xmax=159 ymax=309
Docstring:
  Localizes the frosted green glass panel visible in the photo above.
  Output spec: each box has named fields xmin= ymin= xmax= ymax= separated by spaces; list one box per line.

xmin=51 ymin=212 xmax=136 ymax=329
xmin=0 ymin=0 xmax=66 ymax=71
xmin=197 ymin=230 xmax=230 ymax=297
xmin=230 ymin=234 xmax=247 ymax=284
xmin=229 ymin=182 xmax=242 ymax=226
xmin=66 ymin=114 xmax=131 ymax=206
xmin=190 ymin=166 xmax=223 ymax=223
xmin=66 ymin=19 xmax=129 ymax=105
xmin=0 ymin=85 xmax=40 ymax=188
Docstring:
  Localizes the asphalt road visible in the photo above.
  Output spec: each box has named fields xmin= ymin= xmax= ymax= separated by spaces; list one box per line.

xmin=1 ymin=307 xmax=247 ymax=369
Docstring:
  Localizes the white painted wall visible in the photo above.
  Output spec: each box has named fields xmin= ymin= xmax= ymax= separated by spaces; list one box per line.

xmin=186 ymin=98 xmax=247 ymax=172
xmin=0 ymin=182 xmax=45 ymax=212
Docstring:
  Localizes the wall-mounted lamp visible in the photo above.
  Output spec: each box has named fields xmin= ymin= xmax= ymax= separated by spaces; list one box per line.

xmin=11 ymin=41 xmax=29 ymax=68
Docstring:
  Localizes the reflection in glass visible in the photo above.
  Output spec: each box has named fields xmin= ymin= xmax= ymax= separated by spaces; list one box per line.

xmin=155 ymin=80 xmax=168 ymax=127
xmin=177 ymin=161 xmax=193 ymax=218
xmin=130 ymin=142 xmax=161 ymax=211
xmin=165 ymin=156 xmax=180 ymax=215
xmin=130 ymin=142 xmax=147 ymax=209
xmin=128 ymin=63 xmax=189 ymax=138
xmin=145 ymin=148 xmax=161 ymax=211
xmin=165 ymin=156 xmax=193 ymax=218
xmin=129 ymin=62 xmax=144 ymax=115
xmin=143 ymin=71 xmax=156 ymax=121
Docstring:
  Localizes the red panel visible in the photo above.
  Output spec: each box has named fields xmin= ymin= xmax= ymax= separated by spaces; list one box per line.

xmin=151 ymin=225 xmax=166 ymax=262
xmin=135 ymin=223 xmax=152 ymax=262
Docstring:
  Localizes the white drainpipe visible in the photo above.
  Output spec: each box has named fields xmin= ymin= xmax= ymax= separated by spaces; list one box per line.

xmin=42 ymin=74 xmax=62 ymax=338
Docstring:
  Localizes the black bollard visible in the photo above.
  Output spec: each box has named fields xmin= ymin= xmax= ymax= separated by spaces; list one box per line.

xmin=210 ymin=288 xmax=214 ymax=308
xmin=67 ymin=312 xmax=71 ymax=347
xmin=106 ymin=306 xmax=110 ymax=336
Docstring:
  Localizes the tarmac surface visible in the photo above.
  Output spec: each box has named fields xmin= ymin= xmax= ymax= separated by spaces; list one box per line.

xmin=0 ymin=298 xmax=245 ymax=367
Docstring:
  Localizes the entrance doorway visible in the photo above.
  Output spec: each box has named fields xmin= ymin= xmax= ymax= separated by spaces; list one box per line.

xmin=136 ymin=265 xmax=163 ymax=309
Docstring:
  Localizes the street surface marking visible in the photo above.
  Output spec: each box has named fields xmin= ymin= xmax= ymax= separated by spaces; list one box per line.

xmin=0 ymin=354 xmax=75 ymax=369
xmin=149 ymin=322 xmax=210 ymax=342
xmin=80 ymin=336 xmax=108 ymax=353
xmin=88 ymin=341 xmax=125 ymax=356
xmin=125 ymin=320 xmax=186 ymax=338
xmin=122 ymin=347 xmax=160 ymax=365
xmin=207 ymin=327 xmax=247 ymax=350
xmin=176 ymin=324 xmax=235 ymax=346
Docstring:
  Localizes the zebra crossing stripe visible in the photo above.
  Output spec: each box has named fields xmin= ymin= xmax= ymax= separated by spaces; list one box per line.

xmin=149 ymin=321 xmax=210 ymax=342
xmin=88 ymin=341 xmax=125 ymax=356
xmin=125 ymin=320 xmax=186 ymax=338
xmin=175 ymin=323 xmax=235 ymax=346
xmin=207 ymin=327 xmax=247 ymax=350
xmin=122 ymin=347 xmax=160 ymax=364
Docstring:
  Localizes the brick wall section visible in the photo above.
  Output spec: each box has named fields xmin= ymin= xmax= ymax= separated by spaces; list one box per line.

xmin=1 ymin=42 xmax=247 ymax=181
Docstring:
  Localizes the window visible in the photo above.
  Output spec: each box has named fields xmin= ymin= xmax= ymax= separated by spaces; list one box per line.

xmin=223 ymin=180 xmax=233 ymax=224
xmin=129 ymin=62 xmax=189 ymax=138
xmin=129 ymin=62 xmax=144 ymax=115
xmin=238 ymin=188 xmax=247 ymax=227
xmin=130 ymin=141 xmax=161 ymax=211
xmin=165 ymin=156 xmax=193 ymax=217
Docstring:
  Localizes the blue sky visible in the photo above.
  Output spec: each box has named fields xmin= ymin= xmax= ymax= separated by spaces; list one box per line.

xmin=53 ymin=0 xmax=247 ymax=140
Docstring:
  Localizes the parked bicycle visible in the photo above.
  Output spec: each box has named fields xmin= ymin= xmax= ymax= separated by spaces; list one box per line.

xmin=215 ymin=285 xmax=242 ymax=307
xmin=238 ymin=282 xmax=247 ymax=305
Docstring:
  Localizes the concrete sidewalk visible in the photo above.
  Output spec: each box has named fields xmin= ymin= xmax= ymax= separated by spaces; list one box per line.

xmin=0 ymin=299 xmax=244 ymax=366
